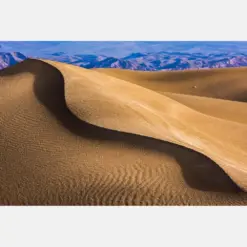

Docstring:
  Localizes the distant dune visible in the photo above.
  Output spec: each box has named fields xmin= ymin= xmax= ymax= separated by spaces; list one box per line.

xmin=1 ymin=59 xmax=247 ymax=205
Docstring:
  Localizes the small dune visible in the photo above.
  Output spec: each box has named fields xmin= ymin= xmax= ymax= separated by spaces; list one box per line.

xmin=1 ymin=59 xmax=247 ymax=205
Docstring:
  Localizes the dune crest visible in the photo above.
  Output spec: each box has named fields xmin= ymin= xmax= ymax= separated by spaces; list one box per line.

xmin=1 ymin=59 xmax=247 ymax=205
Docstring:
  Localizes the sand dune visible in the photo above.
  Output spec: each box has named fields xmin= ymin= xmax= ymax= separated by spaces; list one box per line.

xmin=95 ymin=67 xmax=247 ymax=102
xmin=1 ymin=59 xmax=247 ymax=205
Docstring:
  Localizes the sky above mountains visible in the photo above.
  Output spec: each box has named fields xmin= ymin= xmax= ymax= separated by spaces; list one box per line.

xmin=1 ymin=41 xmax=247 ymax=58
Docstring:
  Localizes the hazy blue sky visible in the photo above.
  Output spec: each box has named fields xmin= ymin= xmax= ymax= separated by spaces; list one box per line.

xmin=1 ymin=41 xmax=247 ymax=57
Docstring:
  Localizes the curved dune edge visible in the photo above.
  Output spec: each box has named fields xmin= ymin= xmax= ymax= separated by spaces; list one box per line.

xmin=40 ymin=60 xmax=247 ymax=192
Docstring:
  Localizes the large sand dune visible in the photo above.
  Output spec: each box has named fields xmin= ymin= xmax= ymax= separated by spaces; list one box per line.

xmin=1 ymin=59 xmax=247 ymax=205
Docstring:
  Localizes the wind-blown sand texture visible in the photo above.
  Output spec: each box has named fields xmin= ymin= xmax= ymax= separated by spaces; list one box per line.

xmin=1 ymin=59 xmax=247 ymax=205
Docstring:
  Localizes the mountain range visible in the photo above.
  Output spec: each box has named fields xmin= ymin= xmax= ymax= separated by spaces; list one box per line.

xmin=1 ymin=51 xmax=247 ymax=71
xmin=1 ymin=41 xmax=247 ymax=57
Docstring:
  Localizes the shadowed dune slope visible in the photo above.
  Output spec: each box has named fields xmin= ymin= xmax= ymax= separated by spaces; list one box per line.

xmin=1 ymin=59 xmax=247 ymax=205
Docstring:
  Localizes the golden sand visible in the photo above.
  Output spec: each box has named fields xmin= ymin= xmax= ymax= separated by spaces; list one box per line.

xmin=1 ymin=59 xmax=247 ymax=205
